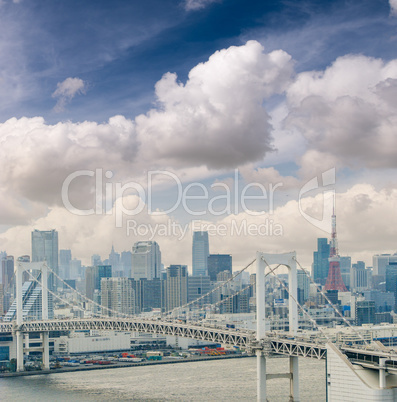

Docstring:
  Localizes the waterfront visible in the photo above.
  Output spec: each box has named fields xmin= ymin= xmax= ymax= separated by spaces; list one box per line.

xmin=0 ymin=356 xmax=326 ymax=401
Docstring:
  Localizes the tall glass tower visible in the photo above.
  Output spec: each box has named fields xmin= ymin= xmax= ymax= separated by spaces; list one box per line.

xmin=192 ymin=231 xmax=209 ymax=276
xmin=31 ymin=229 xmax=59 ymax=290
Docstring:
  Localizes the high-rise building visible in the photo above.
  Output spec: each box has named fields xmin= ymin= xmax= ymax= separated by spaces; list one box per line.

xmin=132 ymin=278 xmax=165 ymax=313
xmin=131 ymin=241 xmax=161 ymax=280
xmin=373 ymin=254 xmax=397 ymax=278
xmin=101 ymin=277 xmax=135 ymax=317
xmin=91 ymin=254 xmax=102 ymax=267
xmin=109 ymin=245 xmax=121 ymax=271
xmin=59 ymin=249 xmax=72 ymax=279
xmin=351 ymin=261 xmax=368 ymax=291
xmin=1 ymin=256 xmax=14 ymax=291
xmin=120 ymin=251 xmax=132 ymax=277
xmin=339 ymin=256 xmax=351 ymax=289
xmin=355 ymin=300 xmax=375 ymax=326
xmin=192 ymin=231 xmax=209 ymax=276
xmin=166 ymin=265 xmax=187 ymax=311
xmin=31 ymin=229 xmax=59 ymax=290
xmin=188 ymin=276 xmax=211 ymax=306
xmin=85 ymin=265 xmax=112 ymax=301
xmin=386 ymin=263 xmax=397 ymax=311
xmin=297 ymin=269 xmax=310 ymax=304
xmin=312 ymin=238 xmax=330 ymax=284
xmin=207 ymin=254 xmax=232 ymax=282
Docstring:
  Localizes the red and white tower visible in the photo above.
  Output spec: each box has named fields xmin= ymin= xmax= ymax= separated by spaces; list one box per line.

xmin=324 ymin=208 xmax=347 ymax=292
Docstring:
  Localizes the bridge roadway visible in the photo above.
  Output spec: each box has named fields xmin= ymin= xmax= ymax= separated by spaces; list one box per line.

xmin=3 ymin=318 xmax=397 ymax=364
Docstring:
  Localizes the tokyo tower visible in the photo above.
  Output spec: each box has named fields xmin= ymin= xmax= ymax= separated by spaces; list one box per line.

xmin=324 ymin=207 xmax=347 ymax=292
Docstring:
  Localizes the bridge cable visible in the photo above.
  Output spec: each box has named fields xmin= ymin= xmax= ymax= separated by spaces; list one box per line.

xmin=163 ymin=258 xmax=257 ymax=317
xmin=261 ymin=258 xmax=335 ymax=344
xmin=39 ymin=264 xmax=137 ymax=319
xmin=292 ymin=257 xmax=373 ymax=348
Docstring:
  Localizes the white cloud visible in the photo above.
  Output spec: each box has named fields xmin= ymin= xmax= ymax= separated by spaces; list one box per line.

xmin=390 ymin=0 xmax=397 ymax=16
xmin=52 ymin=77 xmax=86 ymax=112
xmin=284 ymin=54 xmax=397 ymax=169
xmin=183 ymin=0 xmax=220 ymax=11
xmin=136 ymin=41 xmax=293 ymax=169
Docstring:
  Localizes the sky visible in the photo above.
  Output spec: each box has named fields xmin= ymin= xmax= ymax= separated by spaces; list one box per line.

xmin=1 ymin=0 xmax=397 ymax=272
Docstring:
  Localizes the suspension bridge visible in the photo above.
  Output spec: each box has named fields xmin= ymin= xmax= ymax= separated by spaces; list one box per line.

xmin=1 ymin=251 xmax=397 ymax=401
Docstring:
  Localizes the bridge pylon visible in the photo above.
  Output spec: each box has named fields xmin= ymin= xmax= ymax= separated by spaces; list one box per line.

xmin=256 ymin=251 xmax=300 ymax=402
xmin=14 ymin=261 xmax=50 ymax=372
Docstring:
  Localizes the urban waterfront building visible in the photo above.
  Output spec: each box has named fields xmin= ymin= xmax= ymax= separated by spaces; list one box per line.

xmin=355 ymin=300 xmax=376 ymax=326
xmin=188 ymin=275 xmax=211 ymax=306
xmin=31 ymin=229 xmax=59 ymax=290
xmin=207 ymin=254 xmax=232 ymax=281
xmin=166 ymin=265 xmax=187 ymax=311
xmin=297 ymin=269 xmax=310 ymax=304
xmin=192 ymin=231 xmax=209 ymax=276
xmin=132 ymin=278 xmax=165 ymax=313
xmin=131 ymin=241 xmax=161 ymax=280
xmin=101 ymin=277 xmax=135 ymax=317
xmin=85 ymin=265 xmax=112 ymax=301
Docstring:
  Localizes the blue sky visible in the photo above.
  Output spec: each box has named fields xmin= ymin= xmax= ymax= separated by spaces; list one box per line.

xmin=1 ymin=0 xmax=397 ymax=268
xmin=1 ymin=0 xmax=395 ymax=123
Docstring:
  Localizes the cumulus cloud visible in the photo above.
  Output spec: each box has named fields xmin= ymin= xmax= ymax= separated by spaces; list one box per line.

xmin=52 ymin=77 xmax=86 ymax=112
xmin=2 ymin=183 xmax=396 ymax=271
xmin=390 ymin=0 xmax=397 ymax=16
xmin=285 ymin=54 xmax=397 ymax=169
xmin=136 ymin=40 xmax=293 ymax=169
xmin=183 ymin=0 xmax=220 ymax=11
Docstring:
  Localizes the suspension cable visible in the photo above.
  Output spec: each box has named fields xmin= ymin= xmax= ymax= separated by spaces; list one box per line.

xmin=292 ymin=256 xmax=374 ymax=347
xmin=163 ymin=258 xmax=257 ymax=317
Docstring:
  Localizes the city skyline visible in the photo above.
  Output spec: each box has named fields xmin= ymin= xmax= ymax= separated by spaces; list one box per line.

xmin=1 ymin=0 xmax=397 ymax=270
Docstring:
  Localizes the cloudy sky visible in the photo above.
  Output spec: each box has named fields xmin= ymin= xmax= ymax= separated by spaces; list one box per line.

xmin=1 ymin=0 xmax=397 ymax=272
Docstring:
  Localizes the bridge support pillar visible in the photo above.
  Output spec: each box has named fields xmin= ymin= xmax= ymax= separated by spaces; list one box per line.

xmin=16 ymin=330 xmax=24 ymax=372
xmin=42 ymin=331 xmax=50 ymax=370
xmin=289 ymin=356 xmax=300 ymax=401
xmin=257 ymin=350 xmax=267 ymax=401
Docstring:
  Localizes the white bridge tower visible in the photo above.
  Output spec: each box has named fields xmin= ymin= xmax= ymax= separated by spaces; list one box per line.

xmin=256 ymin=251 xmax=299 ymax=402
xmin=14 ymin=261 xmax=50 ymax=372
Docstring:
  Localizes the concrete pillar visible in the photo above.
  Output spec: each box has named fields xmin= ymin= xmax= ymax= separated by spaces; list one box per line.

xmin=379 ymin=357 xmax=387 ymax=389
xmin=257 ymin=350 xmax=267 ymax=401
xmin=256 ymin=253 xmax=266 ymax=402
xmin=289 ymin=355 xmax=300 ymax=401
xmin=16 ymin=330 xmax=24 ymax=372
xmin=24 ymin=333 xmax=29 ymax=356
xmin=42 ymin=332 xmax=50 ymax=370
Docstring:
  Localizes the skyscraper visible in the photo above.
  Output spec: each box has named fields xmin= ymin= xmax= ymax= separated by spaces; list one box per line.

xmin=31 ymin=229 xmax=59 ymax=290
xmin=192 ymin=231 xmax=209 ymax=276
xmin=207 ymin=254 xmax=232 ymax=281
xmin=312 ymin=238 xmax=330 ymax=284
xmin=59 ymin=249 xmax=72 ymax=279
xmin=101 ymin=277 xmax=135 ymax=317
xmin=131 ymin=241 xmax=161 ymax=280
xmin=166 ymin=265 xmax=187 ymax=311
